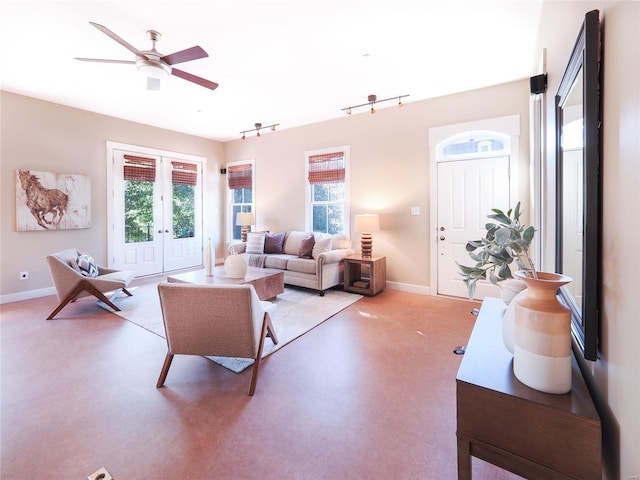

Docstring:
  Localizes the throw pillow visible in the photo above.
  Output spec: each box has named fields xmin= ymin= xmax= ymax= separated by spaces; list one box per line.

xmin=312 ymin=237 xmax=332 ymax=259
xmin=264 ymin=232 xmax=286 ymax=254
xmin=246 ymin=232 xmax=266 ymax=254
xmin=76 ymin=254 xmax=99 ymax=278
xmin=298 ymin=235 xmax=316 ymax=259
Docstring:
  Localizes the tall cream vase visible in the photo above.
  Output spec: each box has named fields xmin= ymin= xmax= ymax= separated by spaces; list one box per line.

xmin=513 ymin=270 xmax=573 ymax=394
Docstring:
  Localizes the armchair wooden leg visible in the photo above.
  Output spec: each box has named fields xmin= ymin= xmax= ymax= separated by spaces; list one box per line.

xmin=46 ymin=282 xmax=87 ymax=320
xmin=122 ymin=288 xmax=133 ymax=297
xmin=249 ymin=313 xmax=273 ymax=396
xmin=265 ymin=312 xmax=279 ymax=345
xmin=156 ymin=353 xmax=174 ymax=388
xmin=84 ymin=282 xmax=122 ymax=312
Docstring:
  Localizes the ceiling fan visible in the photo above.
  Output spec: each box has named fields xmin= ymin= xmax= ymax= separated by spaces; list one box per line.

xmin=76 ymin=22 xmax=218 ymax=91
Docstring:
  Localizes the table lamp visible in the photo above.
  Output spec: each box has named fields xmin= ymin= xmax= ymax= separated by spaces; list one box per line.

xmin=354 ymin=214 xmax=380 ymax=258
xmin=236 ymin=212 xmax=255 ymax=242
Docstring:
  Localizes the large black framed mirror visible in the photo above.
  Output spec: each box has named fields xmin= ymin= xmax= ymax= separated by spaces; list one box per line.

xmin=555 ymin=9 xmax=601 ymax=361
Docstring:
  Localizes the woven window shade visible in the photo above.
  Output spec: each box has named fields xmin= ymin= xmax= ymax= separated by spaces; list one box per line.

xmin=308 ymin=152 xmax=345 ymax=184
xmin=227 ymin=163 xmax=252 ymax=189
xmin=124 ymin=155 xmax=156 ymax=182
xmin=172 ymin=161 xmax=197 ymax=186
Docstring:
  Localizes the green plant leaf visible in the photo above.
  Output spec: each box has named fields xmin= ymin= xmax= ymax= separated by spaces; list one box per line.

xmin=513 ymin=201 xmax=521 ymax=220
xmin=466 ymin=240 xmax=482 ymax=251
xmin=467 ymin=280 xmax=476 ymax=300
xmin=498 ymin=263 xmax=513 ymax=279
xmin=523 ymin=226 xmax=535 ymax=242
xmin=494 ymin=227 xmax=511 ymax=245
xmin=488 ymin=211 xmax=510 ymax=225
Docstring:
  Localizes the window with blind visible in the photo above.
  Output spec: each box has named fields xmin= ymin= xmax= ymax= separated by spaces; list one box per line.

xmin=305 ymin=146 xmax=350 ymax=235
xmin=171 ymin=161 xmax=197 ymax=239
xmin=226 ymin=160 xmax=254 ymax=240
xmin=123 ymin=154 xmax=156 ymax=243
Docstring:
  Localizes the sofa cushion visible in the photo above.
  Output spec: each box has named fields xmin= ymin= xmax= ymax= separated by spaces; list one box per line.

xmin=283 ymin=231 xmax=311 ymax=255
xmin=76 ymin=254 xmax=99 ymax=278
xmin=312 ymin=237 xmax=332 ymax=259
xmin=331 ymin=234 xmax=351 ymax=250
xmin=246 ymin=232 xmax=266 ymax=254
xmin=264 ymin=254 xmax=296 ymax=270
xmin=298 ymin=235 xmax=315 ymax=258
xmin=286 ymin=257 xmax=317 ymax=275
xmin=264 ymin=232 xmax=286 ymax=254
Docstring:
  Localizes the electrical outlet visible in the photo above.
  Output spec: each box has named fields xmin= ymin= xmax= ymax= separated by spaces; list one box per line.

xmin=19 ymin=271 xmax=29 ymax=280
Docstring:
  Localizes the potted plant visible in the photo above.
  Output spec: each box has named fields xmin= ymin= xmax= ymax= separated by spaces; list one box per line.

xmin=456 ymin=202 xmax=536 ymax=300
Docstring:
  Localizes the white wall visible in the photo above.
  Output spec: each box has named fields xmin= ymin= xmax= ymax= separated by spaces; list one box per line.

xmin=0 ymin=91 xmax=224 ymax=301
xmin=223 ymin=80 xmax=530 ymax=292
xmin=537 ymin=2 xmax=640 ymax=478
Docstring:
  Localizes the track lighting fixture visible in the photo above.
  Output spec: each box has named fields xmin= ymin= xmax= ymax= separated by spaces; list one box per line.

xmin=341 ymin=94 xmax=409 ymax=115
xmin=240 ymin=122 xmax=279 ymax=140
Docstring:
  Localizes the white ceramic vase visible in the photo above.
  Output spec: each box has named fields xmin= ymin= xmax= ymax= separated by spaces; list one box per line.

xmin=512 ymin=271 xmax=573 ymax=394
xmin=224 ymin=253 xmax=247 ymax=278
xmin=204 ymin=238 xmax=213 ymax=276
xmin=501 ymin=278 xmax=527 ymax=305
xmin=502 ymin=288 xmax=528 ymax=354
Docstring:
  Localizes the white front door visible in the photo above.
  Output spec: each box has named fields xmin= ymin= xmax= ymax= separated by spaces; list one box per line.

xmin=436 ymin=156 xmax=511 ymax=299
xmin=108 ymin=145 xmax=203 ymax=277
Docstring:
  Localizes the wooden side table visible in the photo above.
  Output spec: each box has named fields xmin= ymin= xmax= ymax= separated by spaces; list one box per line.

xmin=343 ymin=255 xmax=386 ymax=296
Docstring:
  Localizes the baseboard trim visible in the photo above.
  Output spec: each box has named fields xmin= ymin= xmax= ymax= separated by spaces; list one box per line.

xmin=385 ymin=281 xmax=431 ymax=296
xmin=2 ymin=280 xmax=433 ymax=304
xmin=1 ymin=287 xmax=56 ymax=304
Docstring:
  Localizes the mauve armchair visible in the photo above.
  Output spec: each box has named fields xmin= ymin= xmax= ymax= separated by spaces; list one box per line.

xmin=45 ymin=248 xmax=134 ymax=320
xmin=156 ymin=282 xmax=278 ymax=396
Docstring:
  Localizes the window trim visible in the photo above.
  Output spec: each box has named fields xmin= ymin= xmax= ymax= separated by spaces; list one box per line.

xmin=226 ymin=159 xmax=255 ymax=241
xmin=304 ymin=145 xmax=350 ymax=237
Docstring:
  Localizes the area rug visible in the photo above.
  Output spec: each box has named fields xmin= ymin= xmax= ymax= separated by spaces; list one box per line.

xmin=112 ymin=282 xmax=362 ymax=373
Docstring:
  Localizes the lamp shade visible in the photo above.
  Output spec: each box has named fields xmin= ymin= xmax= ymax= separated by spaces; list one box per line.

xmin=235 ymin=212 xmax=255 ymax=226
xmin=354 ymin=214 xmax=380 ymax=233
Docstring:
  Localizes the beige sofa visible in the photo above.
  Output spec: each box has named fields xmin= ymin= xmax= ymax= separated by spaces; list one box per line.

xmin=227 ymin=231 xmax=354 ymax=296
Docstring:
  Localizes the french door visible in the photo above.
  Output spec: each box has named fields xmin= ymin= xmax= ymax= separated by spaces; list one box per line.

xmin=107 ymin=143 xmax=204 ymax=277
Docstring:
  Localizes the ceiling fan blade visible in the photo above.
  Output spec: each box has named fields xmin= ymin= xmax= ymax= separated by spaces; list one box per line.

xmin=75 ymin=58 xmax=136 ymax=64
xmin=171 ymin=68 xmax=218 ymax=90
xmin=147 ymin=77 xmax=161 ymax=91
xmin=89 ymin=21 xmax=144 ymax=57
xmin=161 ymin=46 xmax=208 ymax=65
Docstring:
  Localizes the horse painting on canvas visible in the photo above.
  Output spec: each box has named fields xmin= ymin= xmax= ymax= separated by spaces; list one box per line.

xmin=18 ymin=170 xmax=69 ymax=229
xmin=16 ymin=170 xmax=91 ymax=231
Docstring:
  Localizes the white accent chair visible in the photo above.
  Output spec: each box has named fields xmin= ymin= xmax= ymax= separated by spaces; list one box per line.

xmin=156 ymin=283 xmax=278 ymax=396
xmin=45 ymin=248 xmax=134 ymax=320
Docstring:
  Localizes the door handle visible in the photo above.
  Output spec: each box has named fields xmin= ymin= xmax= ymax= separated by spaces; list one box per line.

xmin=158 ymin=230 xmax=162 ymax=234
xmin=440 ymin=236 xmax=446 ymax=241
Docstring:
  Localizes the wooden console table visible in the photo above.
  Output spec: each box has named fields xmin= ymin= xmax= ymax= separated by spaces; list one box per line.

xmin=456 ymin=297 xmax=601 ymax=479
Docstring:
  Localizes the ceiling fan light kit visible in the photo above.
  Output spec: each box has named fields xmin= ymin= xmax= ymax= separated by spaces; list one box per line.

xmin=76 ymin=22 xmax=218 ymax=91
xmin=342 ymin=94 xmax=409 ymax=115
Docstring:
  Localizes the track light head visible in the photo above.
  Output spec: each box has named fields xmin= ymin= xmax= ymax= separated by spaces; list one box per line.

xmin=239 ymin=122 xmax=279 ymax=139
xmin=342 ymin=94 xmax=408 ymax=115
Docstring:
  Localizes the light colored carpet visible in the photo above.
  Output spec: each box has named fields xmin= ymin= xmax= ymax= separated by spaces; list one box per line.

xmin=112 ymin=282 xmax=362 ymax=373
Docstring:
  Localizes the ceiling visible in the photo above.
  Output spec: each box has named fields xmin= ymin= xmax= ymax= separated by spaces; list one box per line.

xmin=0 ymin=1 xmax=546 ymax=142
